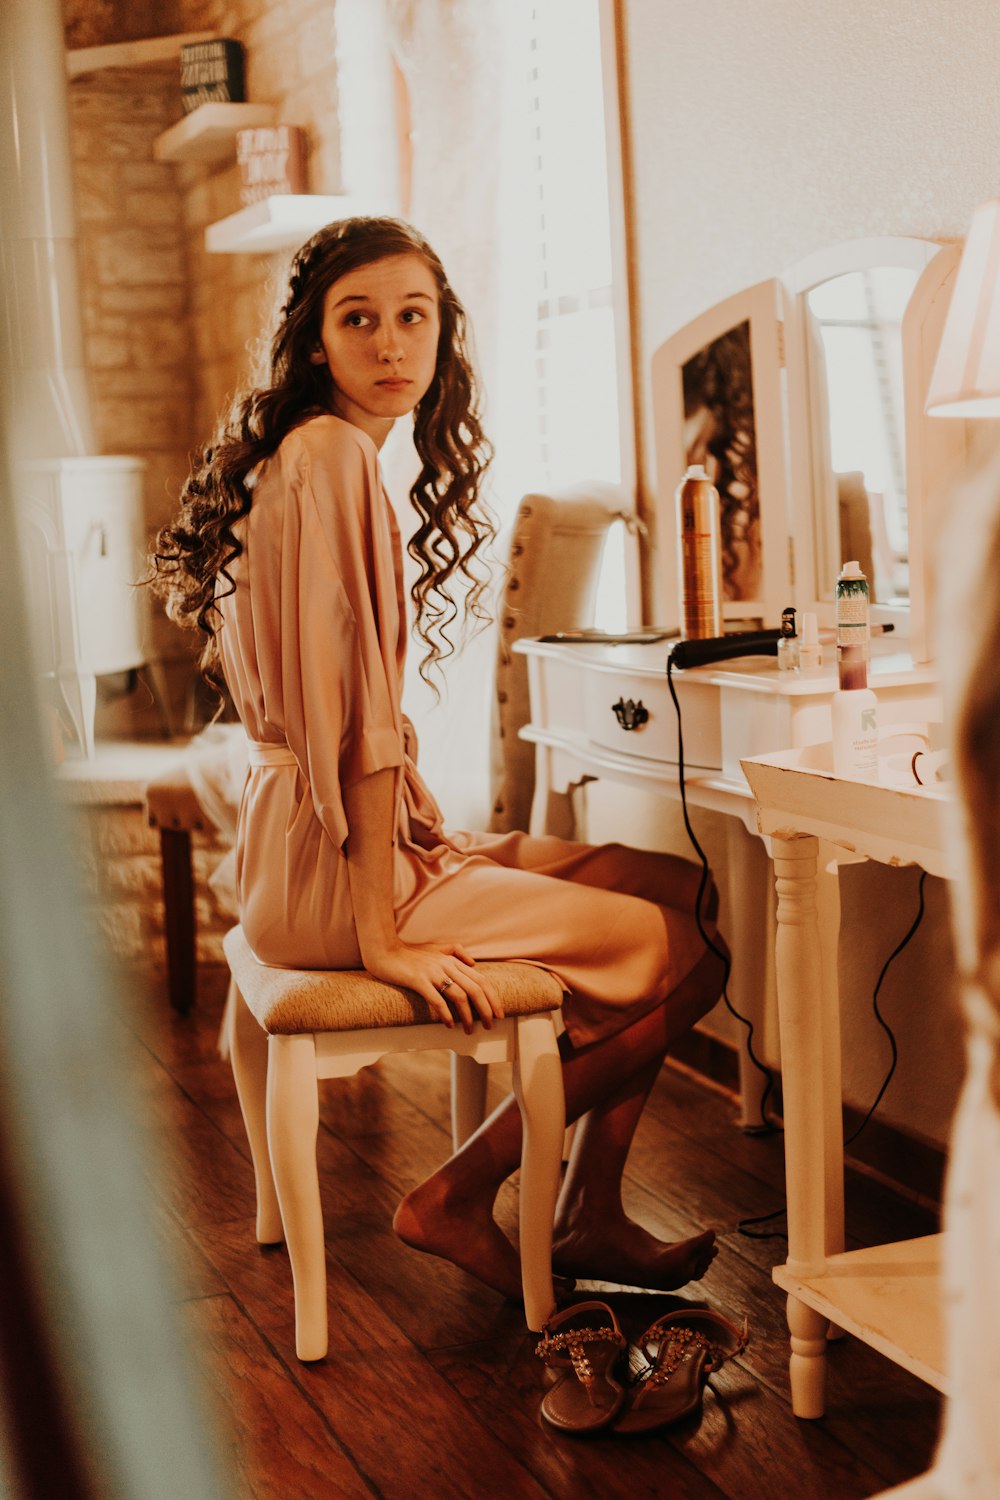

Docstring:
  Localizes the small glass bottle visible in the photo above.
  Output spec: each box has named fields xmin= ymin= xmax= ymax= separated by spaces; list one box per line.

xmin=799 ymin=611 xmax=823 ymax=675
xmin=777 ymin=605 xmax=799 ymax=670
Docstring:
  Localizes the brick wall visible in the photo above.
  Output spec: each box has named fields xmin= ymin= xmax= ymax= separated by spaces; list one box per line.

xmin=64 ymin=0 xmax=350 ymax=728
xmin=69 ymin=794 xmax=232 ymax=973
xmin=175 ymin=0 xmax=344 ymax=435
xmin=67 ymin=58 xmax=199 ymax=728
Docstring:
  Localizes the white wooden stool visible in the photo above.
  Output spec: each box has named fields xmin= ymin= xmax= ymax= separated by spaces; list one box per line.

xmin=223 ymin=925 xmax=566 ymax=1361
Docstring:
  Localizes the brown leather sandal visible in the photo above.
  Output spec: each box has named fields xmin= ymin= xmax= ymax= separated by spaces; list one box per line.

xmin=535 ymin=1300 xmax=628 ymax=1435
xmin=614 ymin=1306 xmax=749 ymax=1435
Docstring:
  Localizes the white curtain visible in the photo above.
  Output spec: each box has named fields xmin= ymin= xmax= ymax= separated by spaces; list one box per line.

xmin=381 ymin=0 xmax=541 ymax=832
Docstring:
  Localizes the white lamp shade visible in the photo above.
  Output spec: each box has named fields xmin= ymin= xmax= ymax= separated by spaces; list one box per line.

xmin=926 ymin=198 xmax=1000 ymax=417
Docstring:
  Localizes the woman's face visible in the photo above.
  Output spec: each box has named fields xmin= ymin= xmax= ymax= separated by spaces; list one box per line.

xmin=312 ymin=252 xmax=442 ymax=447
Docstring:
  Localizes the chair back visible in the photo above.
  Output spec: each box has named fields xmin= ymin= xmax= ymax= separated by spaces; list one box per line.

xmin=490 ymin=485 xmax=626 ymax=832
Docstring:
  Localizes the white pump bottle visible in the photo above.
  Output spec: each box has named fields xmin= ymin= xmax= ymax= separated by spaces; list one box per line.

xmin=831 ymin=644 xmax=878 ymax=780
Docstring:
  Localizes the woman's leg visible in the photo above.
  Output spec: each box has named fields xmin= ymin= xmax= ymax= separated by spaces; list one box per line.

xmin=393 ymin=939 xmax=727 ymax=1299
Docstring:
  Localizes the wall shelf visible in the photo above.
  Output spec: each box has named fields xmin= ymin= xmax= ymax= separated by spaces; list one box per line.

xmin=67 ymin=31 xmax=214 ymax=79
xmin=205 ymin=194 xmax=382 ymax=254
xmin=153 ymin=102 xmax=278 ymax=164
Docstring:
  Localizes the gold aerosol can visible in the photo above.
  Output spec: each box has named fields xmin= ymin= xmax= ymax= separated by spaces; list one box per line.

xmin=675 ymin=463 xmax=722 ymax=639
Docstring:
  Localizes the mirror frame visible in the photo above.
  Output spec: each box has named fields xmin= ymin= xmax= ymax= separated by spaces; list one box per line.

xmin=901 ymin=241 xmax=966 ymax=664
xmin=649 ymin=237 xmax=963 ymax=657
xmin=781 ymin=235 xmax=951 ymax=654
xmin=650 ymin=277 xmax=792 ymax=630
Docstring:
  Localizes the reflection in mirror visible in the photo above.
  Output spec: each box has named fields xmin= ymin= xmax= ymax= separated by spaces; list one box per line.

xmin=806 ymin=266 xmax=920 ymax=605
xmin=682 ymin=321 xmax=761 ymax=602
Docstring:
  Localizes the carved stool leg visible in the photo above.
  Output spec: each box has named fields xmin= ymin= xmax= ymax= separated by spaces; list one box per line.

xmin=512 ymin=1013 xmax=565 ymax=1331
xmin=267 ymin=1034 xmax=326 ymax=1361
xmin=229 ymin=981 xmax=282 ymax=1245
xmin=450 ymin=1052 xmax=489 ymax=1151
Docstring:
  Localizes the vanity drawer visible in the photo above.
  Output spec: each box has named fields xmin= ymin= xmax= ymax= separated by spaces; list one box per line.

xmin=583 ymin=666 xmax=722 ymax=771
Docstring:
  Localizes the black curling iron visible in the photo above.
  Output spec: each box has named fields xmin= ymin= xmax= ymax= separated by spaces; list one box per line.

xmin=668 ymin=629 xmax=780 ymax=670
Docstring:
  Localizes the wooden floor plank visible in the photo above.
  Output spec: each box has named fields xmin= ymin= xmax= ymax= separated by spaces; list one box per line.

xmin=184 ymin=1293 xmax=373 ymax=1498
xmin=138 ymin=1058 xmax=257 ymax=1231
xmin=193 ymin=1223 xmax=552 ymax=1498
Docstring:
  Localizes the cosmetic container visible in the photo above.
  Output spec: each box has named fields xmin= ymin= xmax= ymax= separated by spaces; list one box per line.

xmin=777 ymin=605 xmax=799 ymax=670
xmin=836 ymin=560 xmax=870 ymax=662
xmin=831 ymin=644 xmax=878 ymax=780
xmin=675 ymin=465 xmax=721 ymax=639
xmin=799 ymin=611 xmax=822 ymax=675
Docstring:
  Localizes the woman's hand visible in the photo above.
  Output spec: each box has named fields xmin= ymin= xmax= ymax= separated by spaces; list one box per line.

xmin=360 ymin=938 xmax=504 ymax=1035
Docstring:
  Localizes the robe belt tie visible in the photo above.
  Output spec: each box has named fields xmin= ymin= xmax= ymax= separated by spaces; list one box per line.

xmin=247 ymin=742 xmax=298 ymax=768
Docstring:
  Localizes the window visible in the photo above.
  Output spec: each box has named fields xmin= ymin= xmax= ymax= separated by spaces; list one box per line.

xmin=522 ymin=0 xmax=629 ymax=628
xmin=528 ymin=0 xmax=621 ymax=490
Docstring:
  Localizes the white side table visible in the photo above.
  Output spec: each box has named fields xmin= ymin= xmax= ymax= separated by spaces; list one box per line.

xmin=17 ymin=456 xmax=168 ymax=757
xmin=741 ymin=746 xmax=952 ymax=1418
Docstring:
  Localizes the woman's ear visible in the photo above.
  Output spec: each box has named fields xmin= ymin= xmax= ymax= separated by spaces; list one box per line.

xmin=309 ymin=348 xmax=327 ymax=365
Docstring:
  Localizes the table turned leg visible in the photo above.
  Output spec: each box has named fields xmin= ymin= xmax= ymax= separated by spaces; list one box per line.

xmin=788 ymin=1294 xmax=833 ymax=1420
xmin=724 ymin=816 xmax=772 ymax=1129
xmin=159 ymin=826 xmax=196 ymax=1014
xmin=771 ymin=831 xmax=837 ymax=1417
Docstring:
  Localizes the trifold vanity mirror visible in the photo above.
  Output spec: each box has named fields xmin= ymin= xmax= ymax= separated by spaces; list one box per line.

xmin=651 ymin=236 xmax=972 ymax=663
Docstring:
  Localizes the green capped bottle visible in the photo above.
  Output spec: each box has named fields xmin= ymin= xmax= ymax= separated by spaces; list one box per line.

xmin=836 ymin=560 xmax=870 ymax=662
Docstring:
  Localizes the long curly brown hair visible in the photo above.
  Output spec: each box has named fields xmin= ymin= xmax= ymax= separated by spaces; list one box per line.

xmin=151 ymin=216 xmax=495 ymax=688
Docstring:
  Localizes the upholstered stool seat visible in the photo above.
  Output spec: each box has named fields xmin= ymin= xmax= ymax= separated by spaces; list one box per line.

xmin=224 ymin=925 xmax=566 ymax=1361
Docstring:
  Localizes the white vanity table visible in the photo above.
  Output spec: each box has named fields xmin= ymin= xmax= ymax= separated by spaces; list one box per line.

xmin=513 ymin=229 xmax=968 ymax=1422
xmin=516 ymin=633 xmax=942 ymax=1105
xmin=740 ymin=749 xmax=952 ymax=1419
xmin=516 ymin=634 xmax=946 ymax=1421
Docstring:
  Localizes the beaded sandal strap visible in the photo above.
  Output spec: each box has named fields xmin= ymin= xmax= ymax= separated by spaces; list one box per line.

xmin=642 ymin=1313 xmax=747 ymax=1385
xmin=535 ymin=1324 xmax=625 ymax=1388
xmin=643 ymin=1325 xmax=720 ymax=1387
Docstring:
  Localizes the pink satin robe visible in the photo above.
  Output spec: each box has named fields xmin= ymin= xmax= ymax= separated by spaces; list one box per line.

xmin=216 ymin=414 xmax=707 ymax=1046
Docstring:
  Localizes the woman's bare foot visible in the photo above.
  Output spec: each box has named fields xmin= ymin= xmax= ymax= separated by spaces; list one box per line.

xmin=393 ymin=1175 xmax=523 ymax=1300
xmin=551 ymin=1218 xmax=716 ymax=1291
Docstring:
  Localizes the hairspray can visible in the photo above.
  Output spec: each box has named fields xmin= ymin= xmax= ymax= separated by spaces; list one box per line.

xmin=836 ymin=560 xmax=870 ymax=662
xmin=675 ymin=464 xmax=721 ymax=639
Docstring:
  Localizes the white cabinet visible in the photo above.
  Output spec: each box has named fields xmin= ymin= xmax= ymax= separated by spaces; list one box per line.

xmin=18 ymin=457 xmax=150 ymax=757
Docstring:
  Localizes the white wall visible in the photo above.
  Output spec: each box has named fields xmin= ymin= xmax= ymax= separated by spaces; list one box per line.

xmin=597 ymin=0 xmax=1000 ymax=1146
xmin=624 ymin=0 xmax=1000 ymax=360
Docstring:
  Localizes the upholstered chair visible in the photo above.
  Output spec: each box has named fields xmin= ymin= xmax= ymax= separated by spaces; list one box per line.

xmin=489 ymin=485 xmax=627 ymax=835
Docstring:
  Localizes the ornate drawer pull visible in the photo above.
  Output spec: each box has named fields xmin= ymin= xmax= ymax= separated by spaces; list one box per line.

xmin=612 ymin=697 xmax=649 ymax=732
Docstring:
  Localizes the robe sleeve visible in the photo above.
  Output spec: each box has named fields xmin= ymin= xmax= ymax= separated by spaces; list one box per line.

xmin=251 ymin=418 xmax=405 ymax=850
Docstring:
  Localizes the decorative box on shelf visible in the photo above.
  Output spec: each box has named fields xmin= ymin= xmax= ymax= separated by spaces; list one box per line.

xmin=153 ymin=102 xmax=277 ymax=164
xmin=236 ymin=124 xmax=308 ymax=204
xmin=204 ymin=194 xmax=385 ymax=254
xmin=179 ymin=37 xmax=244 ymax=113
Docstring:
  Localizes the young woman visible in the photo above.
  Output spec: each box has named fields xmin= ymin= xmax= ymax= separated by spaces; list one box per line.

xmin=153 ymin=216 xmax=726 ymax=1301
